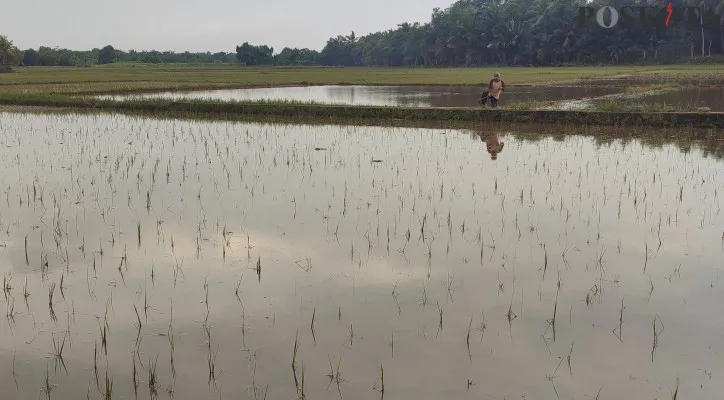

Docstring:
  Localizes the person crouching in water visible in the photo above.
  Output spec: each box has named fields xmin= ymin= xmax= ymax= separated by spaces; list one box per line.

xmin=479 ymin=72 xmax=505 ymax=107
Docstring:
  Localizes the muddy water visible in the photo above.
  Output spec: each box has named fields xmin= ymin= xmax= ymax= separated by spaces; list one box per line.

xmin=0 ymin=112 xmax=723 ymax=400
xmin=637 ymin=87 xmax=724 ymax=111
xmin=97 ymin=85 xmax=619 ymax=107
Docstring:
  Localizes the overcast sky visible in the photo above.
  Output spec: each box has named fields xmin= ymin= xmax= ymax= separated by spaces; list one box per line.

xmin=1 ymin=0 xmax=455 ymax=53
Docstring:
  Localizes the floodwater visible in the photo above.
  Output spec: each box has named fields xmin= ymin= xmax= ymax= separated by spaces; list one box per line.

xmin=97 ymin=85 xmax=620 ymax=107
xmin=633 ymin=87 xmax=724 ymax=111
xmin=0 ymin=112 xmax=723 ymax=400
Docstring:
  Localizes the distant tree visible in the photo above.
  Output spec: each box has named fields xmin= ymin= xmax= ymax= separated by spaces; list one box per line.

xmin=319 ymin=32 xmax=358 ymax=65
xmin=37 ymin=46 xmax=57 ymax=65
xmin=10 ymin=0 xmax=721 ymax=69
xmin=98 ymin=45 xmax=116 ymax=64
xmin=275 ymin=47 xmax=319 ymax=65
xmin=235 ymin=42 xmax=274 ymax=65
xmin=309 ymin=0 xmax=724 ymax=66
xmin=23 ymin=48 xmax=40 ymax=66
xmin=141 ymin=53 xmax=162 ymax=63
xmin=0 ymin=35 xmax=20 ymax=66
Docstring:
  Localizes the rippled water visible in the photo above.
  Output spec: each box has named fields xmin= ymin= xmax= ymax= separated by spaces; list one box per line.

xmin=0 ymin=112 xmax=723 ymax=400
xmin=96 ymin=85 xmax=620 ymax=107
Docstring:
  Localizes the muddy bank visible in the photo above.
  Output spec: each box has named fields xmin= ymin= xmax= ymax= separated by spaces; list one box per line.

xmin=2 ymin=95 xmax=723 ymax=128
xmin=3 ymin=104 xmax=721 ymax=140
xmin=485 ymin=108 xmax=724 ymax=128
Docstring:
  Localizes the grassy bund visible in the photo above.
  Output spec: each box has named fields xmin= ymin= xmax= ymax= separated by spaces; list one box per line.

xmin=1 ymin=65 xmax=724 ymax=127
xmin=2 ymin=95 xmax=723 ymax=128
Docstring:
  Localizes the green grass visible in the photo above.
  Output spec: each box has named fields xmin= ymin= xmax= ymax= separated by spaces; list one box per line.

xmin=621 ymin=84 xmax=678 ymax=95
xmin=502 ymin=100 xmax=558 ymax=110
xmin=1 ymin=92 xmax=721 ymax=128
xmin=1 ymin=64 xmax=721 ymax=126
xmin=2 ymin=64 xmax=724 ymax=96
xmin=592 ymin=98 xmax=698 ymax=112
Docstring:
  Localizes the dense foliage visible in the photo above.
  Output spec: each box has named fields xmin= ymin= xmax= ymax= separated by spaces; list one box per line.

xmin=6 ymin=0 xmax=724 ymax=67
xmin=16 ymin=45 xmax=236 ymax=66
xmin=0 ymin=35 xmax=21 ymax=67
xmin=312 ymin=0 xmax=724 ymax=66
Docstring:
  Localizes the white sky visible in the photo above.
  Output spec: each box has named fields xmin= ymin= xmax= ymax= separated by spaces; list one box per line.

xmin=1 ymin=0 xmax=455 ymax=53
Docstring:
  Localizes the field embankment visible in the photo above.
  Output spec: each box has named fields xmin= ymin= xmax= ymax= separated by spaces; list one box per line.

xmin=1 ymin=95 xmax=722 ymax=128
xmin=1 ymin=65 xmax=724 ymax=127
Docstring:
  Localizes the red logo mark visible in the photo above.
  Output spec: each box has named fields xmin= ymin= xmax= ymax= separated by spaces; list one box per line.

xmin=666 ymin=3 xmax=673 ymax=26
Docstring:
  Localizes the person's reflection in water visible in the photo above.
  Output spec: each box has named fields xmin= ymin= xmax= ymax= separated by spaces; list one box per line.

xmin=478 ymin=132 xmax=505 ymax=160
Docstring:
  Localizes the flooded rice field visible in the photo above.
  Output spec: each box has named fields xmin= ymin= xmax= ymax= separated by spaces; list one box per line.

xmin=97 ymin=85 xmax=620 ymax=107
xmin=629 ymin=87 xmax=724 ymax=112
xmin=0 ymin=112 xmax=723 ymax=400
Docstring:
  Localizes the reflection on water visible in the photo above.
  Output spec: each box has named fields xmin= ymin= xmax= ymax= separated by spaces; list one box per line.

xmin=0 ymin=112 xmax=723 ymax=400
xmin=97 ymin=84 xmax=620 ymax=107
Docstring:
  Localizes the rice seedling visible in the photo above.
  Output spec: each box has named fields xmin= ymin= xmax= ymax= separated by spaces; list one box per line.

xmin=612 ymin=299 xmax=625 ymax=342
xmin=506 ymin=302 xmax=517 ymax=328
xmin=5 ymin=298 xmax=17 ymax=329
xmin=379 ymin=363 xmax=385 ymax=398
xmin=292 ymin=330 xmax=300 ymax=389
xmin=103 ymin=367 xmax=113 ymax=400
xmin=651 ymin=315 xmax=664 ymax=362
xmin=0 ymin=107 xmax=721 ymax=400
xmin=1 ymin=275 xmax=13 ymax=309
xmin=465 ymin=315 xmax=473 ymax=361
xmin=672 ymin=377 xmax=679 ymax=400
xmin=50 ymin=332 xmax=68 ymax=373
xmin=59 ymin=273 xmax=65 ymax=301
xmin=436 ymin=300 xmax=443 ymax=338
xmin=93 ymin=341 xmax=100 ymax=390
xmin=206 ymin=326 xmax=219 ymax=386
xmin=147 ymin=357 xmax=159 ymax=398
xmin=99 ymin=322 xmax=108 ymax=356
xmin=418 ymin=285 xmax=428 ymax=309
xmin=347 ymin=323 xmax=354 ymax=346
xmin=168 ymin=303 xmax=176 ymax=380
xmin=391 ymin=280 xmax=401 ymax=316
xmin=310 ymin=306 xmax=316 ymax=344
xmin=389 ymin=330 xmax=394 ymax=358
xmin=256 ymin=256 xmax=261 ymax=282
xmin=325 ymin=355 xmax=344 ymax=396
xmin=22 ymin=276 xmax=30 ymax=302
xmin=48 ymin=281 xmax=57 ymax=322
xmin=547 ymin=288 xmax=560 ymax=342
xmin=42 ymin=363 xmax=53 ymax=400
xmin=10 ymin=350 xmax=18 ymax=389
xmin=566 ymin=341 xmax=574 ymax=376
xmin=132 ymin=352 xmax=138 ymax=398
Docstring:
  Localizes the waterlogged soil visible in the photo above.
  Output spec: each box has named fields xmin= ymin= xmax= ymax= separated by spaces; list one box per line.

xmin=632 ymin=87 xmax=724 ymax=111
xmin=97 ymin=85 xmax=620 ymax=107
xmin=0 ymin=113 xmax=723 ymax=400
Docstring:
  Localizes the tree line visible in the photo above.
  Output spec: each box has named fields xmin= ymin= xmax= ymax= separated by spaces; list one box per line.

xmin=2 ymin=0 xmax=724 ymax=69
xmin=307 ymin=0 xmax=724 ymax=66
xmin=15 ymin=45 xmax=236 ymax=66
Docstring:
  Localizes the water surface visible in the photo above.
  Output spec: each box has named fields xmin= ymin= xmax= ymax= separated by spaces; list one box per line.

xmin=635 ymin=87 xmax=724 ymax=111
xmin=0 ymin=113 xmax=722 ymax=400
xmin=97 ymin=85 xmax=620 ymax=107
